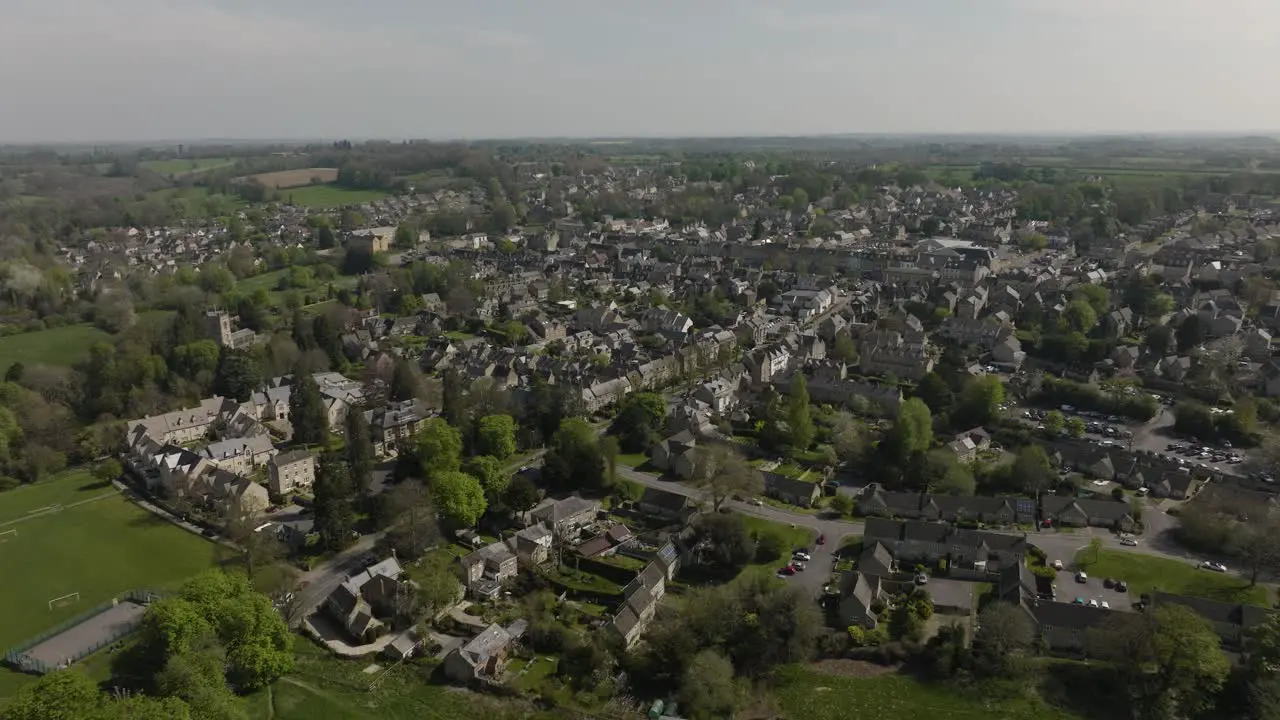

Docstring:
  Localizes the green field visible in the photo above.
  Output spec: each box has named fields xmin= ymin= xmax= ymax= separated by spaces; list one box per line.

xmin=0 ymin=469 xmax=109 ymax=523
xmin=140 ymin=157 xmax=237 ymax=175
xmin=242 ymin=642 xmax=548 ymax=720
xmin=281 ymin=184 xmax=389 ymax=209
xmin=1074 ymin=548 xmax=1269 ymax=605
xmin=0 ymin=480 xmax=217 ymax=651
xmin=0 ymin=323 xmax=110 ymax=372
xmin=773 ymin=666 xmax=1082 ymax=720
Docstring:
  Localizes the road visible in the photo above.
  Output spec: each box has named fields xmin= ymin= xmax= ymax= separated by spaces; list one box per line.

xmin=613 ymin=465 xmax=1228 ymax=587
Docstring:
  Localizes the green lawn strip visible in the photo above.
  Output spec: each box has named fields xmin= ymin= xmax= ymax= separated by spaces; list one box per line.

xmin=0 ymin=494 xmax=217 ymax=650
xmin=615 ymin=453 xmax=649 ymax=469
xmin=140 ymin=157 xmax=237 ymax=175
xmin=773 ymin=666 xmax=1083 ymax=720
xmin=0 ymin=469 xmax=107 ymax=523
xmin=1074 ymin=548 xmax=1269 ymax=605
xmin=0 ymin=323 xmax=111 ymax=372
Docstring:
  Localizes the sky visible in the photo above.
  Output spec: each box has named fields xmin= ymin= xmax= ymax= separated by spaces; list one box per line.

xmin=2 ymin=0 xmax=1278 ymax=142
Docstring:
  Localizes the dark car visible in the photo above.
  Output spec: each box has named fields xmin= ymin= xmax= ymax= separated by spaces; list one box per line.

xmin=201 ymin=528 xmax=217 ymax=538
xmin=1103 ymin=578 xmax=1115 ymax=589
xmin=1116 ymin=581 xmax=1128 ymax=593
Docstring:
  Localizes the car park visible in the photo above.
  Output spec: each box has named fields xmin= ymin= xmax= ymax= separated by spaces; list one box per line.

xmin=777 ymin=565 xmax=796 ymax=576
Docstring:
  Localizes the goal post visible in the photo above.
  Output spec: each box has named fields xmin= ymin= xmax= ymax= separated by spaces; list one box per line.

xmin=48 ymin=592 xmax=80 ymax=610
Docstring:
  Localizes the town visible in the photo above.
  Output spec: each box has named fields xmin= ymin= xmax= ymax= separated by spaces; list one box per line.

xmin=2 ymin=135 xmax=1280 ymax=720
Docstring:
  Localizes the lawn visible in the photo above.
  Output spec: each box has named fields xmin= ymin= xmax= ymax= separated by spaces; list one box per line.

xmin=739 ymin=515 xmax=818 ymax=579
xmin=1074 ymin=548 xmax=1269 ymax=605
xmin=0 ymin=323 xmax=111 ymax=372
xmin=616 ymin=453 xmax=649 ymax=469
xmin=140 ymin=157 xmax=237 ymax=175
xmin=0 ymin=493 xmax=217 ymax=651
xmin=281 ymin=184 xmax=389 ymax=209
xmin=773 ymin=666 xmax=1083 ymax=720
xmin=0 ymin=469 xmax=107 ymax=523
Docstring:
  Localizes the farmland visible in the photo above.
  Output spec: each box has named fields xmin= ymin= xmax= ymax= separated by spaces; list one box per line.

xmin=248 ymin=168 xmax=339 ymax=189
xmin=140 ymin=157 xmax=238 ymax=175
xmin=0 ymin=323 xmax=111 ymax=372
xmin=0 ymin=471 xmax=217 ymax=651
xmin=281 ymin=184 xmax=390 ymax=208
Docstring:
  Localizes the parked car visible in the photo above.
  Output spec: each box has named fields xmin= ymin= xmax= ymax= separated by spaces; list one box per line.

xmin=1087 ymin=598 xmax=1099 ymax=608
xmin=816 ymin=534 xmax=826 ymax=545
xmin=748 ymin=498 xmax=764 ymax=506
xmin=793 ymin=550 xmax=811 ymax=562
xmin=1116 ymin=581 xmax=1128 ymax=593
xmin=793 ymin=561 xmax=807 ymax=571
xmin=777 ymin=565 xmax=796 ymax=576
xmin=1103 ymin=578 xmax=1115 ymax=589
xmin=1075 ymin=571 xmax=1088 ymax=583
xmin=1052 ymin=560 xmax=1064 ymax=571
xmin=1200 ymin=561 xmax=1228 ymax=573
xmin=914 ymin=573 xmax=929 ymax=585
xmin=1121 ymin=537 xmax=1139 ymax=546
xmin=1100 ymin=600 xmax=1111 ymax=610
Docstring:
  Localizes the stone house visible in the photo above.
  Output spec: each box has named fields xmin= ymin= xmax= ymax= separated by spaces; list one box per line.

xmin=267 ymin=449 xmax=315 ymax=497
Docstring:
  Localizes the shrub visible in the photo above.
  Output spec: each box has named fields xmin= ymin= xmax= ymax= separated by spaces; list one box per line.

xmin=754 ymin=530 xmax=785 ymax=563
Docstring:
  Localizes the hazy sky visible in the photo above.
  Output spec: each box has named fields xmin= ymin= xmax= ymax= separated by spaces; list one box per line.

xmin=2 ymin=0 xmax=1278 ymax=142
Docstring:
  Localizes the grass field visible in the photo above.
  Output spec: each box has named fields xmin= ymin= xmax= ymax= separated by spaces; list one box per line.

xmin=140 ymin=157 xmax=237 ymax=175
xmin=773 ymin=666 xmax=1083 ymax=720
xmin=243 ymin=642 xmax=550 ymax=720
xmin=282 ymin=184 xmax=390 ymax=208
xmin=1074 ymin=548 xmax=1269 ymax=605
xmin=0 ymin=469 xmax=108 ymax=523
xmin=0 ymin=478 xmax=217 ymax=650
xmin=249 ymin=168 xmax=340 ymax=189
xmin=0 ymin=323 xmax=110 ymax=372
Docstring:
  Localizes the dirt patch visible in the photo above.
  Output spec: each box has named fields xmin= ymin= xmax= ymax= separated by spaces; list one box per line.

xmin=245 ymin=168 xmax=338 ymax=189
xmin=809 ymin=658 xmax=896 ymax=679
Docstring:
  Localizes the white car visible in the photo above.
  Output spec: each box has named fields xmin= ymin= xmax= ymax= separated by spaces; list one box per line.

xmin=1100 ymin=600 xmax=1111 ymax=610
xmin=793 ymin=551 xmax=811 ymax=562
xmin=1120 ymin=538 xmax=1139 ymax=547
xmin=1075 ymin=571 xmax=1088 ymax=583
xmin=1052 ymin=560 xmax=1064 ymax=571
xmin=1087 ymin=598 xmax=1099 ymax=608
xmin=1200 ymin=561 xmax=1228 ymax=573
xmin=748 ymin=498 xmax=764 ymax=506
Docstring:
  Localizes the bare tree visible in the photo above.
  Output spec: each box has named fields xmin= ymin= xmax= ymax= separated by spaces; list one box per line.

xmin=1230 ymin=515 xmax=1280 ymax=587
xmin=386 ymin=481 xmax=439 ymax=559
xmin=691 ymin=443 xmax=763 ymax=511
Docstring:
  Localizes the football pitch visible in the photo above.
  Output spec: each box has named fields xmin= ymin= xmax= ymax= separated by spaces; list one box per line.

xmin=0 ymin=473 xmax=217 ymax=651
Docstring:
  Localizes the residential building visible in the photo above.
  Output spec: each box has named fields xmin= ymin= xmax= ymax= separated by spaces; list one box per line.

xmin=268 ymin=450 xmax=315 ymax=497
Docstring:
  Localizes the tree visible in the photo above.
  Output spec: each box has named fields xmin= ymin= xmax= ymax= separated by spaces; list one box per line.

xmin=599 ymin=434 xmax=620 ymax=487
xmin=1230 ymin=516 xmax=1280 ymax=588
xmin=411 ymin=550 xmax=462 ymax=622
xmin=1012 ymin=446 xmax=1054 ymax=497
xmin=830 ymin=412 xmax=867 ymax=465
xmin=313 ymin=456 xmax=355 ymax=551
xmin=887 ymin=398 xmax=933 ymax=463
xmin=973 ymin=601 xmax=1035 ymax=677
xmin=1177 ymin=315 xmax=1206 ymax=352
xmin=678 ymin=649 xmax=739 ymax=720
xmin=415 ymin=418 xmax=463 ymax=476
xmin=828 ymin=494 xmax=852 ymax=516
xmin=225 ymin=509 xmax=285 ymax=582
xmin=831 ymin=334 xmax=858 ymax=363
xmin=503 ymin=474 xmax=541 ymax=515
xmin=1043 ymin=409 xmax=1065 ymax=434
xmin=464 ymin=455 xmax=508 ymax=504
xmin=213 ymin=348 xmax=262 ymax=402
xmin=430 ymin=471 xmax=487 ymax=528
xmin=915 ymin=372 xmax=953 ymax=415
xmin=611 ymin=392 xmax=666 ymax=453
xmin=691 ymin=444 xmax=763 ymax=512
xmin=155 ymin=646 xmax=243 ymax=720
xmin=393 ymin=223 xmax=416 ymax=249
xmin=692 ymin=512 xmax=755 ymax=579
xmin=287 ymin=370 xmax=328 ymax=446
xmin=543 ymin=418 xmax=607 ymax=491
xmin=956 ymin=375 xmax=1004 ymax=426
xmin=316 ymin=224 xmax=335 ymax=249
xmin=93 ymin=458 xmax=123 ymax=483
xmin=344 ymin=408 xmax=375 ymax=497
xmin=1064 ymin=300 xmax=1097 ymax=334
xmin=475 ymin=414 xmax=517 ymax=460
xmin=384 ymin=481 xmax=439 ymax=559
xmin=1065 ymin=416 xmax=1086 ymax=438
xmin=1073 ymin=283 xmax=1111 ymax=316
xmin=787 ymin=373 xmax=815 ymax=453
xmin=931 ymin=451 xmax=976 ymax=496
xmin=5 ymin=671 xmax=103 ymax=720
xmin=389 ymin=358 xmax=422 ymax=402
xmin=1089 ymin=604 xmax=1229 ymax=720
